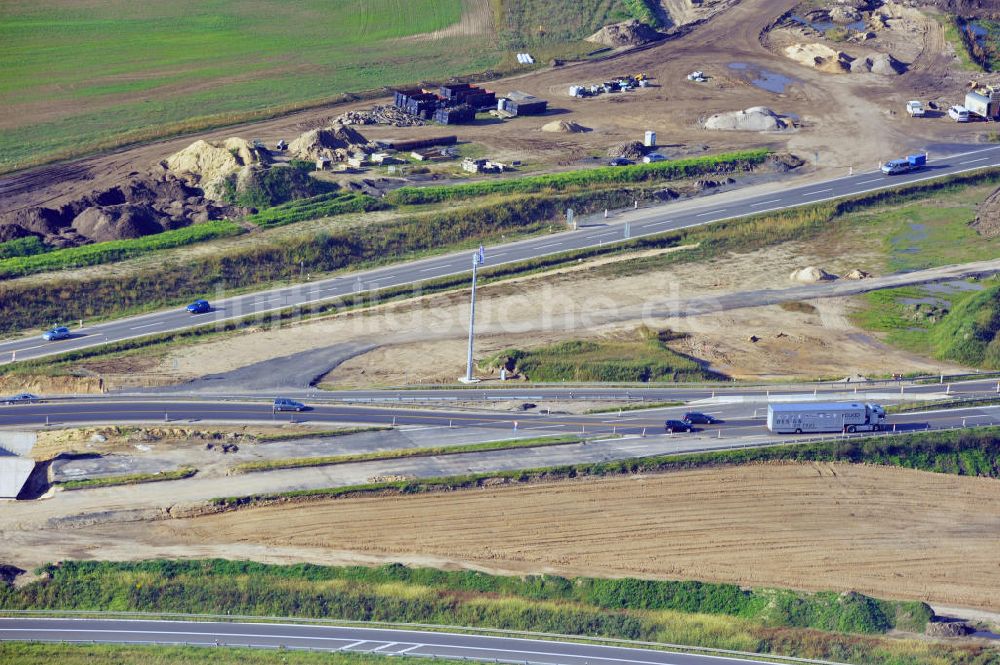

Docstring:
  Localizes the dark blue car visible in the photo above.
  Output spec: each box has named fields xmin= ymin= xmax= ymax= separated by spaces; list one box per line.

xmin=186 ymin=299 xmax=211 ymax=314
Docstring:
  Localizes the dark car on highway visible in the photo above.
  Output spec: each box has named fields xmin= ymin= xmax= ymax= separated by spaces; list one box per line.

xmin=664 ymin=419 xmax=693 ymax=433
xmin=186 ymin=299 xmax=211 ymax=314
xmin=42 ymin=326 xmax=71 ymax=341
xmin=273 ymin=398 xmax=307 ymax=412
xmin=3 ymin=392 xmax=41 ymax=405
xmin=608 ymin=157 xmax=633 ymax=167
xmin=683 ymin=412 xmax=717 ymax=425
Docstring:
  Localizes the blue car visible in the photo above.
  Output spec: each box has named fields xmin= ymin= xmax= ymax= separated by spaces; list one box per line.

xmin=273 ymin=398 xmax=307 ymax=412
xmin=42 ymin=326 xmax=71 ymax=341
xmin=186 ymin=299 xmax=211 ymax=314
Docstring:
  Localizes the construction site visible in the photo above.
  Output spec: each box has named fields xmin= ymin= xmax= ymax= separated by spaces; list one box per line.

xmin=2 ymin=1 xmax=1000 ymax=664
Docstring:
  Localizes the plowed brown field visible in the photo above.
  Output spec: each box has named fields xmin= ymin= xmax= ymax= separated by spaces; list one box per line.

xmin=144 ymin=462 xmax=1000 ymax=610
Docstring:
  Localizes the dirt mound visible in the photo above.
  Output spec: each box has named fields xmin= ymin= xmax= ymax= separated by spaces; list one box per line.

xmin=851 ymin=52 xmax=906 ymax=75
xmin=925 ymin=621 xmax=974 ymax=637
xmin=586 ymin=19 xmax=662 ymax=47
xmin=973 ymin=186 xmax=1000 ymax=237
xmin=843 ymin=269 xmax=872 ymax=280
xmin=71 ymin=205 xmax=165 ymax=242
xmin=704 ymin=107 xmax=788 ymax=132
xmin=784 ymin=43 xmax=852 ymax=72
xmin=166 ymin=138 xmax=269 ymax=200
xmin=767 ymin=153 xmax=805 ymax=171
xmin=607 ymin=141 xmax=646 ymax=159
xmin=790 ymin=266 xmax=838 ymax=283
xmin=289 ymin=124 xmax=369 ymax=162
xmin=541 ymin=120 xmax=589 ymax=133
xmin=0 ymin=172 xmax=218 ymax=245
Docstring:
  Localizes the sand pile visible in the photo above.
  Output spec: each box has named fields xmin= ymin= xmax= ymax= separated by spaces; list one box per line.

xmin=167 ymin=138 xmax=269 ymax=200
xmin=541 ymin=120 xmax=589 ymax=133
xmin=784 ymin=43 xmax=852 ymax=72
xmin=289 ymin=124 xmax=369 ymax=161
xmin=790 ymin=266 xmax=838 ymax=283
xmin=586 ymin=19 xmax=661 ymax=47
xmin=704 ymin=107 xmax=787 ymax=132
xmin=843 ymin=269 xmax=872 ymax=280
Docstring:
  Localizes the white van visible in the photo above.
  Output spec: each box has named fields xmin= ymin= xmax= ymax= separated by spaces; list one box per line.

xmin=948 ymin=105 xmax=970 ymax=122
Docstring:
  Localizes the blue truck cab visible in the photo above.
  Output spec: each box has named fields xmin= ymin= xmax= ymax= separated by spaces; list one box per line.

xmin=881 ymin=153 xmax=926 ymax=175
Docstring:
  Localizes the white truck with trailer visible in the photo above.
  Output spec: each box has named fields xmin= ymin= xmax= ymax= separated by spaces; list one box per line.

xmin=767 ymin=402 xmax=887 ymax=434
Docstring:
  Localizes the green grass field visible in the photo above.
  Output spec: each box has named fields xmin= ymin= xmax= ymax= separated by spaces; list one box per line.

xmin=0 ymin=0 xmax=650 ymax=172
xmin=0 ymin=0 xmax=483 ymax=171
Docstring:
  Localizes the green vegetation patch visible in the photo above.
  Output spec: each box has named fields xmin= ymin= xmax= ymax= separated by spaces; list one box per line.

xmin=0 ymin=0 xmax=495 ymax=172
xmin=57 ymin=468 xmax=197 ymax=491
xmin=0 ymin=559 xmax=932 ymax=640
xmin=957 ymin=18 xmax=1000 ymax=71
xmin=247 ymin=191 xmax=388 ymax=229
xmin=387 ymin=150 xmax=770 ymax=204
xmin=230 ymin=435 xmax=583 ymax=474
xmin=929 ymin=282 xmax=1000 ymax=368
xmin=0 ymin=221 xmax=244 ymax=279
xmin=484 ymin=327 xmax=720 ymax=382
xmin=0 ymin=642 xmax=440 ymax=665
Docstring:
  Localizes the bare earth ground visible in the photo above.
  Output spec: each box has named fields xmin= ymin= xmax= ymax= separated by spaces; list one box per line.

xmin=144 ymin=234 xmax=960 ymax=389
xmin=45 ymin=463 xmax=1000 ymax=611
xmin=0 ymin=0 xmax=984 ymax=216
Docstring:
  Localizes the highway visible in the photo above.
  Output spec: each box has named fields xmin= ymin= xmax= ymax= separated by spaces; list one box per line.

xmin=3 ymin=144 xmax=1000 ymax=364
xmin=0 ymin=617 xmax=789 ymax=665
xmin=2 ymin=394 xmax=998 ymax=436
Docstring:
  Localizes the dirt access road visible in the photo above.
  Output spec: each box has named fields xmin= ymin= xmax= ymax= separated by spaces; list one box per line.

xmin=10 ymin=463 xmax=999 ymax=611
xmin=0 ymin=0 xmax=982 ymax=216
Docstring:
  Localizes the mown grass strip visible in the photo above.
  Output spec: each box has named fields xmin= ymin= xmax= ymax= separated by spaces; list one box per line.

xmin=0 ymin=221 xmax=244 ymax=279
xmin=246 ymin=191 xmax=388 ymax=229
xmin=387 ymin=150 xmax=770 ymax=204
xmin=585 ymin=401 xmax=684 ymax=414
xmin=254 ymin=426 xmax=391 ymax=443
xmin=57 ymin=467 xmax=197 ymax=491
xmin=230 ymin=435 xmax=583 ymax=474
xmin=214 ymin=427 xmax=1000 ymax=507
xmin=887 ymin=397 xmax=1000 ymax=414
xmin=0 ymin=642 xmax=443 ymax=665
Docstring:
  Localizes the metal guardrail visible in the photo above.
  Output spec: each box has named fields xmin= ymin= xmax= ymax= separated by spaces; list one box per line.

xmin=0 ymin=610 xmax=852 ymax=665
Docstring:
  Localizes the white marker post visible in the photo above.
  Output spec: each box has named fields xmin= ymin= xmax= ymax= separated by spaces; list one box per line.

xmin=459 ymin=245 xmax=486 ymax=383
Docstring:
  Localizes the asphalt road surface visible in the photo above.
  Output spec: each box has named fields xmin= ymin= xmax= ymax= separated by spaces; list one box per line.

xmin=4 ymin=144 xmax=1000 ymax=364
xmin=2 ymin=395 xmax=998 ymax=437
xmin=0 ymin=617 xmax=785 ymax=665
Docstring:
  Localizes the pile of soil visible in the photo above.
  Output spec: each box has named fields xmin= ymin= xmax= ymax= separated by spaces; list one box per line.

xmin=790 ymin=266 xmax=838 ymax=282
xmin=851 ymin=52 xmax=907 ymax=75
xmin=586 ymin=19 xmax=662 ymax=47
xmin=972 ymin=186 xmax=1000 ymax=237
xmin=704 ymin=107 xmax=788 ymax=132
xmin=843 ymin=268 xmax=872 ymax=280
xmin=607 ymin=140 xmax=647 ymax=159
xmin=289 ymin=124 xmax=370 ymax=162
xmin=0 ymin=172 xmax=238 ymax=247
xmin=925 ymin=621 xmax=974 ymax=637
xmin=541 ymin=120 xmax=589 ymax=133
xmin=784 ymin=43 xmax=852 ymax=72
xmin=767 ymin=153 xmax=806 ymax=171
xmin=167 ymin=138 xmax=270 ymax=200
